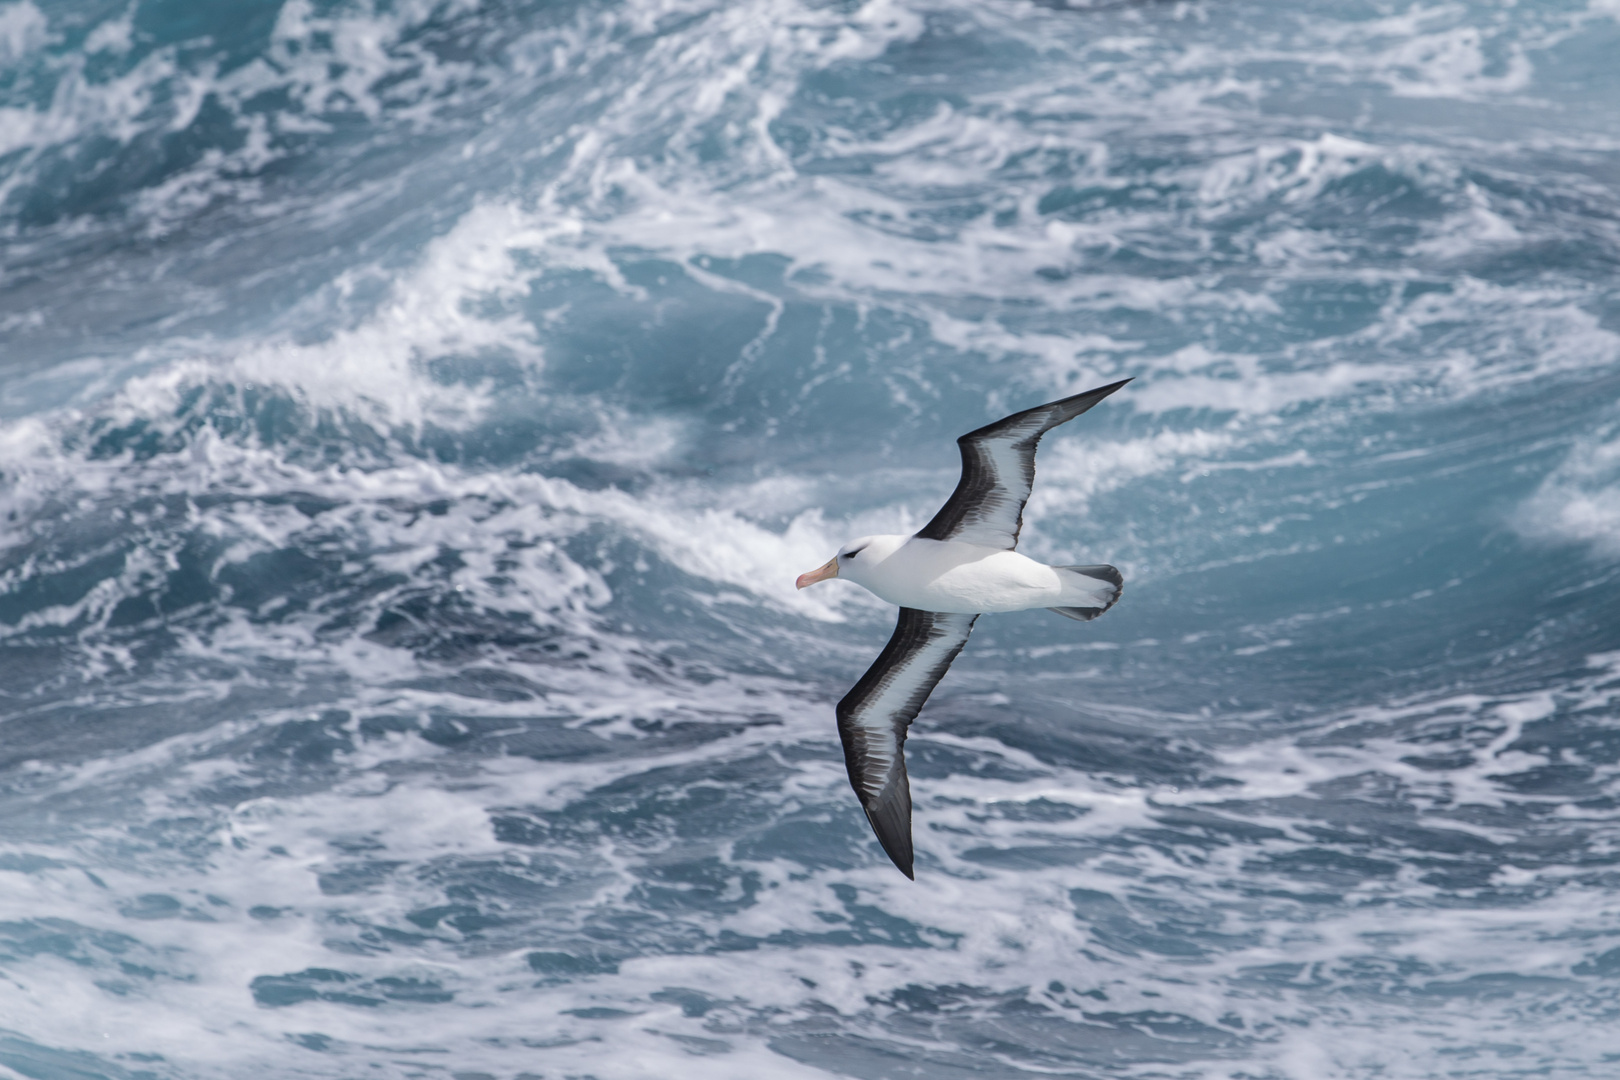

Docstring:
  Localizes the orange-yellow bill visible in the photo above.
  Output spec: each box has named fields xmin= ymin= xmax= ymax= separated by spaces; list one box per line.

xmin=795 ymin=556 xmax=839 ymax=590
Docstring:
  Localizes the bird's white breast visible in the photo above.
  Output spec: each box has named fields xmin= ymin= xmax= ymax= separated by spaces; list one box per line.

xmin=851 ymin=538 xmax=1064 ymax=613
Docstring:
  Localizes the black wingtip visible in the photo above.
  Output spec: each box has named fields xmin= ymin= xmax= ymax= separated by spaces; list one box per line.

xmin=1080 ymin=376 xmax=1132 ymax=401
xmin=862 ymin=766 xmax=915 ymax=879
xmin=866 ymin=807 xmax=915 ymax=879
xmin=1044 ymin=376 xmax=1133 ymax=423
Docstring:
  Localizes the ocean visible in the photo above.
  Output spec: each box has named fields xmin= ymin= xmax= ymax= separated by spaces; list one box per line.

xmin=2 ymin=0 xmax=1619 ymax=1075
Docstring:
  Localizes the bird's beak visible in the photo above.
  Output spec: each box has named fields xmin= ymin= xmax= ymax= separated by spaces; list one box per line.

xmin=796 ymin=556 xmax=840 ymax=590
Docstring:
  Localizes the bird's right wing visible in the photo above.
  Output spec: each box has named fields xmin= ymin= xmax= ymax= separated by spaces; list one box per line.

xmin=836 ymin=608 xmax=978 ymax=879
xmin=914 ymin=378 xmax=1131 ymax=550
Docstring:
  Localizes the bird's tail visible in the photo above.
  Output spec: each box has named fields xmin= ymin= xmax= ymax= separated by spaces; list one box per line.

xmin=1047 ymin=564 xmax=1123 ymax=622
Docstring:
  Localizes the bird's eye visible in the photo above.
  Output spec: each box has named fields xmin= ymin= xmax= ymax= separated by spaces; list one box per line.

xmin=845 ymin=551 xmax=856 ymax=559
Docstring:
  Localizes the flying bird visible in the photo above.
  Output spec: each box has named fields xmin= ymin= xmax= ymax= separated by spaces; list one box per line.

xmin=796 ymin=379 xmax=1130 ymax=878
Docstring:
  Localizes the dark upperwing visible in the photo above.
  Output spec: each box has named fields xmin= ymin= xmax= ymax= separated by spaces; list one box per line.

xmin=835 ymin=608 xmax=979 ymax=879
xmin=914 ymin=378 xmax=1131 ymax=551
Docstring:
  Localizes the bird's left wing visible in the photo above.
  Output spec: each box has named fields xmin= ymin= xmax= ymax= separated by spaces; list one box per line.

xmin=915 ymin=377 xmax=1131 ymax=550
xmin=836 ymin=608 xmax=978 ymax=879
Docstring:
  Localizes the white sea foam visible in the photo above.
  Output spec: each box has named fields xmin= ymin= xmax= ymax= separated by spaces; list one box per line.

xmin=1515 ymin=421 xmax=1620 ymax=558
xmin=4 ymin=654 xmax=1615 ymax=1077
xmin=8 ymin=0 xmax=1587 ymax=434
xmin=0 ymin=1 xmax=45 ymax=65
xmin=2 ymin=0 xmax=1618 ymax=1076
xmin=1024 ymin=426 xmax=1241 ymax=544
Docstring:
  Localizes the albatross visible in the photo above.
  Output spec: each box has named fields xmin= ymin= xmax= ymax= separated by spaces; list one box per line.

xmin=796 ymin=378 xmax=1131 ymax=879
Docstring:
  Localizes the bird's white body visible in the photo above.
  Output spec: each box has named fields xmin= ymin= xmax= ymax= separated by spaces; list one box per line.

xmin=835 ymin=534 xmax=1116 ymax=614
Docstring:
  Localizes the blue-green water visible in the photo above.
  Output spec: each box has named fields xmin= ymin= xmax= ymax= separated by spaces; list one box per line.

xmin=2 ymin=0 xmax=1619 ymax=1076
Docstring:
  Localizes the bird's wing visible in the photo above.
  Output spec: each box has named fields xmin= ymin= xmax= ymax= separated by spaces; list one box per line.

xmin=914 ymin=378 xmax=1131 ymax=550
xmin=836 ymin=608 xmax=978 ymax=879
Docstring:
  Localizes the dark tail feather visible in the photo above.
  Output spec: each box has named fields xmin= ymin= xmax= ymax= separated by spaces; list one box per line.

xmin=1048 ymin=605 xmax=1105 ymax=621
xmin=862 ymin=758 xmax=914 ymax=879
xmin=1049 ymin=563 xmax=1123 ymax=622
xmin=1064 ymin=564 xmax=1122 ymax=587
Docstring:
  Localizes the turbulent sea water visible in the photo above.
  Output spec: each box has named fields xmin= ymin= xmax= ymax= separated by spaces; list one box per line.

xmin=2 ymin=0 xmax=1619 ymax=1075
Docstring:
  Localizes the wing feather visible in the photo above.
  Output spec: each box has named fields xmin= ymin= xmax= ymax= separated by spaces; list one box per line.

xmin=914 ymin=378 xmax=1131 ymax=550
xmin=835 ymin=608 xmax=978 ymax=879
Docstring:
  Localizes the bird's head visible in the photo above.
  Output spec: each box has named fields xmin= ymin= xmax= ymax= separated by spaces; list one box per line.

xmin=795 ymin=534 xmax=906 ymax=590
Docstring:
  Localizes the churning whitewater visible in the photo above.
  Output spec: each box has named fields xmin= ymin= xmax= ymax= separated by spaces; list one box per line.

xmin=1 ymin=0 xmax=1619 ymax=1077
